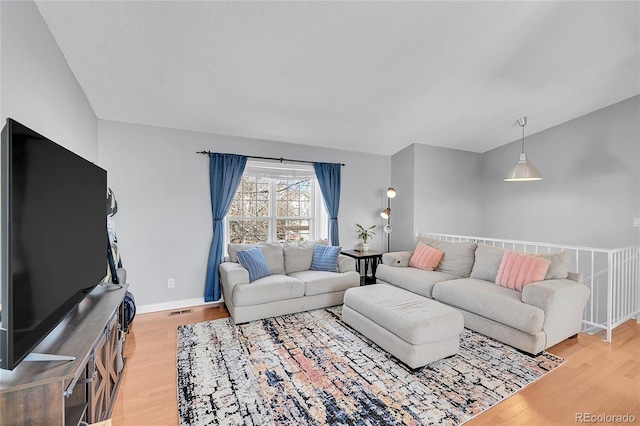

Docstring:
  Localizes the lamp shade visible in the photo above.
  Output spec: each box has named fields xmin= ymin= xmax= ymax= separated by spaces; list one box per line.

xmin=380 ymin=208 xmax=391 ymax=220
xmin=504 ymin=153 xmax=542 ymax=181
xmin=504 ymin=117 xmax=542 ymax=182
xmin=386 ymin=187 xmax=397 ymax=198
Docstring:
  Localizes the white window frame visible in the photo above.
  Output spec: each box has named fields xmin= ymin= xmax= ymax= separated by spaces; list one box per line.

xmin=224 ymin=160 xmax=328 ymax=248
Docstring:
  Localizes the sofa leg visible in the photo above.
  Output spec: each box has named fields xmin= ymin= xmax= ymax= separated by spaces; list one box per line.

xmin=568 ymin=333 xmax=578 ymax=339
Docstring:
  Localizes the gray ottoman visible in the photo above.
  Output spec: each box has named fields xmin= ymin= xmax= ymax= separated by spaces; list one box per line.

xmin=342 ymin=283 xmax=464 ymax=369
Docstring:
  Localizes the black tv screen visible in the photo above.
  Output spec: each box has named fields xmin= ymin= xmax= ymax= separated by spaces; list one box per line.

xmin=0 ymin=118 xmax=107 ymax=370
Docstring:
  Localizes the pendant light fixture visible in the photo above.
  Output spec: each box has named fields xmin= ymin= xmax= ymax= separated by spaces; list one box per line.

xmin=504 ymin=117 xmax=542 ymax=182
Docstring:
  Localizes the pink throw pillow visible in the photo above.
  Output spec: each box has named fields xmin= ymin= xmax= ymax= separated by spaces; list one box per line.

xmin=495 ymin=251 xmax=551 ymax=292
xmin=409 ymin=243 xmax=444 ymax=271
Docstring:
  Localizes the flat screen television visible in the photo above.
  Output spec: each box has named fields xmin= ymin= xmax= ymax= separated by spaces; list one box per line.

xmin=0 ymin=118 xmax=107 ymax=371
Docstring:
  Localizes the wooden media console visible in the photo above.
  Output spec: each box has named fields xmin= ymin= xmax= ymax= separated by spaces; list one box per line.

xmin=0 ymin=284 xmax=128 ymax=426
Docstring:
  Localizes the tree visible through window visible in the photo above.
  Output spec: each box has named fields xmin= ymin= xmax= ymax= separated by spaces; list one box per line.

xmin=275 ymin=178 xmax=312 ymax=242
xmin=227 ymin=176 xmax=270 ymax=243
xmin=226 ymin=161 xmax=325 ymax=244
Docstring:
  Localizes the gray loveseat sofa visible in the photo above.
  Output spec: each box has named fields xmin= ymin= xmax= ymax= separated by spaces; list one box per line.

xmin=376 ymin=237 xmax=591 ymax=355
xmin=220 ymin=240 xmax=360 ymax=324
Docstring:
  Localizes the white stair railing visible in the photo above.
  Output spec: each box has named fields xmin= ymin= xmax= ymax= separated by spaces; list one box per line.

xmin=417 ymin=232 xmax=640 ymax=342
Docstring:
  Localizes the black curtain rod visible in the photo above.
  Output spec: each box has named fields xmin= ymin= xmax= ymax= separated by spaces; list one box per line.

xmin=196 ymin=151 xmax=345 ymax=166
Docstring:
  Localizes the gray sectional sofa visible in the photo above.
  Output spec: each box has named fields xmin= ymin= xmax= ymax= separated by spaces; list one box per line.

xmin=220 ymin=240 xmax=360 ymax=324
xmin=376 ymin=237 xmax=591 ymax=355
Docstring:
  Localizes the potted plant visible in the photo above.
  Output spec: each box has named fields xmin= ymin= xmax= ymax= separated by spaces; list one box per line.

xmin=356 ymin=224 xmax=376 ymax=251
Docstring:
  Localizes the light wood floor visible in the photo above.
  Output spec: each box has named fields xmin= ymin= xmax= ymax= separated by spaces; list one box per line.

xmin=111 ymin=305 xmax=640 ymax=425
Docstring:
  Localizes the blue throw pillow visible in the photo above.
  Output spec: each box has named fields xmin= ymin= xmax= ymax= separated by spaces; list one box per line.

xmin=237 ymin=247 xmax=271 ymax=282
xmin=310 ymin=245 xmax=342 ymax=272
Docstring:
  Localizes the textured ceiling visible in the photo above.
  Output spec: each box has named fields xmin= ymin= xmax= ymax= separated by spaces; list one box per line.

xmin=36 ymin=1 xmax=639 ymax=155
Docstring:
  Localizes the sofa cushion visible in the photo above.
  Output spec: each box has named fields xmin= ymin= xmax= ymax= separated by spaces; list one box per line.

xmin=283 ymin=239 xmax=328 ymax=274
xmin=496 ymin=251 xmax=551 ymax=291
xmin=535 ymin=251 xmax=569 ymax=279
xmin=236 ymin=247 xmax=271 ymax=282
xmin=471 ymin=244 xmax=569 ymax=282
xmin=289 ymin=270 xmax=360 ymax=296
xmin=229 ymin=243 xmax=256 ymax=262
xmin=470 ymin=244 xmax=505 ymax=282
xmin=228 ymin=242 xmax=285 ymax=275
xmin=418 ymin=237 xmax=477 ymax=278
xmin=432 ymin=278 xmax=545 ymax=334
xmin=375 ymin=264 xmax=458 ymax=298
xmin=232 ymin=274 xmax=305 ymax=307
xmin=409 ymin=243 xmax=444 ymax=271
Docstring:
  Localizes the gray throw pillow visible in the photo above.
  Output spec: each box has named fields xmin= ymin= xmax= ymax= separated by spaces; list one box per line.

xmin=283 ymin=239 xmax=329 ymax=274
xmin=470 ymin=243 xmax=505 ymax=282
xmin=228 ymin=242 xmax=285 ymax=275
xmin=259 ymin=242 xmax=286 ymax=275
xmin=418 ymin=237 xmax=477 ymax=278
xmin=228 ymin=243 xmax=258 ymax=263
xmin=535 ymin=251 xmax=569 ymax=279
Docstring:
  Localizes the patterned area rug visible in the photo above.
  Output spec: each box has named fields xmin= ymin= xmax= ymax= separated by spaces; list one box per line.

xmin=177 ymin=307 xmax=563 ymax=425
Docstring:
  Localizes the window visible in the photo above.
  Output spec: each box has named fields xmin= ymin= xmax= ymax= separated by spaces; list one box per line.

xmin=225 ymin=161 xmax=327 ymax=245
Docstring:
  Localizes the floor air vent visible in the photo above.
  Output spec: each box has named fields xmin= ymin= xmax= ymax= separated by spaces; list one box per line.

xmin=169 ymin=309 xmax=193 ymax=316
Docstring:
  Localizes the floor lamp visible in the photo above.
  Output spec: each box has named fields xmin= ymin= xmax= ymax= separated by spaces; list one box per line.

xmin=380 ymin=187 xmax=396 ymax=252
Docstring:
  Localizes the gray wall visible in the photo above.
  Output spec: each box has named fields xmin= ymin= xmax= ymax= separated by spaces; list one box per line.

xmin=390 ymin=145 xmax=415 ymax=251
xmin=482 ymin=96 xmax=640 ymax=248
xmin=97 ymin=120 xmax=390 ymax=309
xmin=0 ymin=1 xmax=98 ymax=161
xmin=413 ymin=144 xmax=483 ymax=241
xmin=390 ymin=96 xmax=639 ymax=251
xmin=390 ymin=144 xmax=483 ymax=251
xmin=0 ymin=1 xmax=98 ymax=305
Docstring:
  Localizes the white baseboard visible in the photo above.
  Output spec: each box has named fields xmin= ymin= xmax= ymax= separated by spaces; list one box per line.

xmin=137 ymin=297 xmax=224 ymax=314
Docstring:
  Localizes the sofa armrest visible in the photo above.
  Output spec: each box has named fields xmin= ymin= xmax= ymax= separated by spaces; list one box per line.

xmin=567 ymin=271 xmax=582 ymax=283
xmin=522 ymin=277 xmax=590 ymax=347
xmin=219 ymin=261 xmax=249 ymax=294
xmin=382 ymin=251 xmax=413 ymax=267
xmin=338 ymin=255 xmax=356 ymax=273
